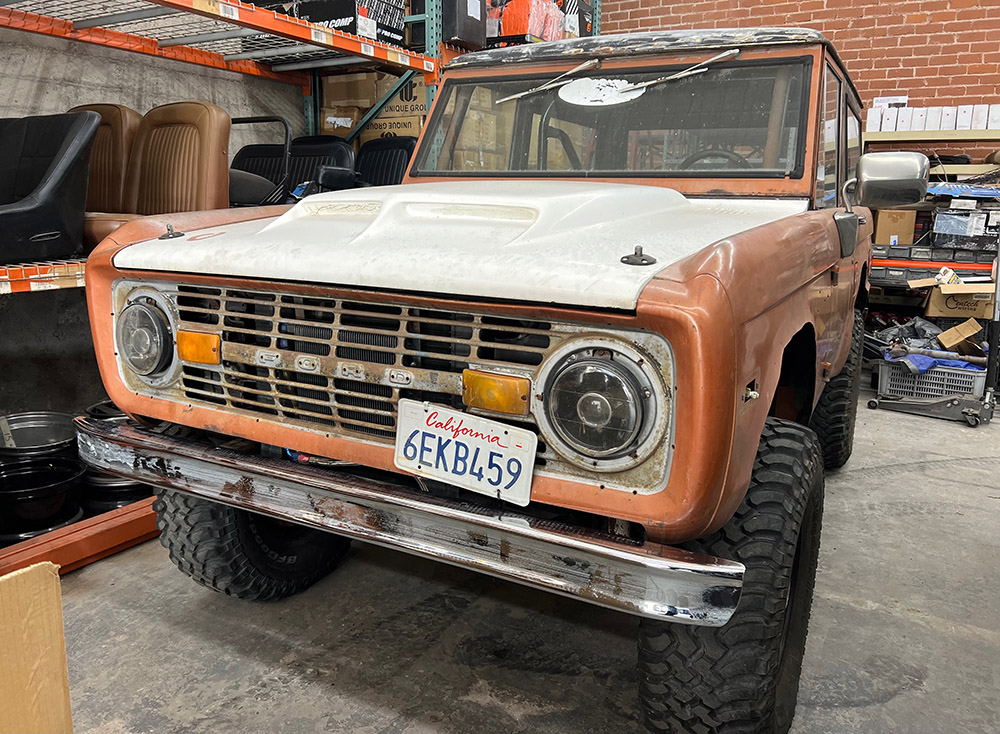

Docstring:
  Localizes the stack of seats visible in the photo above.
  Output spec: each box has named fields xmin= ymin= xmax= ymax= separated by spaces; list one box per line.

xmin=0 ymin=111 xmax=100 ymax=265
xmin=74 ymin=101 xmax=231 ymax=251
xmin=230 ymin=134 xmax=356 ymax=204
xmin=229 ymin=133 xmax=417 ymax=199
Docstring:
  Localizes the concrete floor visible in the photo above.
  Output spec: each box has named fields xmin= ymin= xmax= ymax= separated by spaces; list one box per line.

xmin=61 ymin=391 xmax=1000 ymax=734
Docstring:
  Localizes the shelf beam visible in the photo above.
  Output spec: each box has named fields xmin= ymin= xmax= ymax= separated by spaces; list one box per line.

xmin=74 ymin=6 xmax=179 ymax=30
xmin=224 ymin=42 xmax=320 ymax=61
xmin=865 ymin=129 xmax=1000 ymax=143
xmin=158 ymin=26 xmax=259 ymax=47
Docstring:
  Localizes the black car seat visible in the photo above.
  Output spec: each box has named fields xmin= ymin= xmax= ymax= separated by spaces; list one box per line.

xmin=0 ymin=111 xmax=100 ymax=265
xmin=356 ymin=136 xmax=417 ymax=186
xmin=288 ymin=135 xmax=355 ymax=190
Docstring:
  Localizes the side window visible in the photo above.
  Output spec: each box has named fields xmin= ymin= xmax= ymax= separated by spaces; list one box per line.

xmin=816 ymin=66 xmax=841 ymax=208
xmin=846 ymin=108 xmax=861 ymax=179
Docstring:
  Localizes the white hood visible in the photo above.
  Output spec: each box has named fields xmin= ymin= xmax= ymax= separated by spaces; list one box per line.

xmin=114 ymin=181 xmax=807 ymax=309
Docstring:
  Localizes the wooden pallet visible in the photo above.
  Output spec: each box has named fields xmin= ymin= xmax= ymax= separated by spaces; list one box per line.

xmin=0 ymin=498 xmax=158 ymax=576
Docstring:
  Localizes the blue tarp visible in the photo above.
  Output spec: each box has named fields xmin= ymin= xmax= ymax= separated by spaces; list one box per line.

xmin=926 ymin=182 xmax=1000 ymax=199
xmin=885 ymin=352 xmax=986 ymax=374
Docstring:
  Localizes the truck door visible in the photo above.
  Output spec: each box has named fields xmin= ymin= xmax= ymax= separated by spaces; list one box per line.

xmin=813 ymin=63 xmax=854 ymax=369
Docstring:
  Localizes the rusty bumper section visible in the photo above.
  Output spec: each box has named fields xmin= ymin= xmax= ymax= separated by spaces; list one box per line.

xmin=75 ymin=418 xmax=743 ymax=626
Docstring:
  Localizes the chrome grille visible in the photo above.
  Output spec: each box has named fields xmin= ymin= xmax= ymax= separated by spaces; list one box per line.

xmin=168 ymin=285 xmax=560 ymax=450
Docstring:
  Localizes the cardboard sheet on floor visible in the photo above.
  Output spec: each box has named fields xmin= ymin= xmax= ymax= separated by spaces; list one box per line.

xmin=0 ymin=562 xmax=73 ymax=733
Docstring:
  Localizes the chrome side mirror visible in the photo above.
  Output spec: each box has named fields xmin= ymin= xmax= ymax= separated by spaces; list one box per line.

xmin=844 ymin=151 xmax=929 ymax=213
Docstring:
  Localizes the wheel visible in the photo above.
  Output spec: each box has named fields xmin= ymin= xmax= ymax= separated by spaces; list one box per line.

xmin=810 ymin=308 xmax=864 ymax=469
xmin=965 ymin=414 xmax=981 ymax=428
xmin=867 ymin=399 xmax=879 ymax=410
xmin=679 ymin=148 xmax=753 ymax=169
xmin=638 ymin=418 xmax=824 ymax=734
xmin=153 ymin=490 xmax=351 ymax=601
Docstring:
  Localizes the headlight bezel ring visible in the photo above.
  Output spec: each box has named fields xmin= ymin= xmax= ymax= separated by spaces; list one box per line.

xmin=533 ymin=337 xmax=670 ymax=473
xmin=114 ymin=287 xmax=179 ymax=387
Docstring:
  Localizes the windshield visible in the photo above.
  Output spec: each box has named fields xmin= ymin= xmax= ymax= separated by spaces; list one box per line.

xmin=411 ymin=60 xmax=809 ymax=178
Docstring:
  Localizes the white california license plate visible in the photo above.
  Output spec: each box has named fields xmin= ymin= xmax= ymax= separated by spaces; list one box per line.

xmin=393 ymin=399 xmax=537 ymax=506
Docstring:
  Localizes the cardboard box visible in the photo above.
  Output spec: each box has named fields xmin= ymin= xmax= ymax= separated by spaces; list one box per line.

xmin=375 ymin=73 xmax=428 ymax=117
xmin=453 ymin=150 xmax=503 ymax=170
xmin=322 ymin=72 xmax=381 ymax=108
xmin=925 ymin=282 xmax=997 ymax=319
xmin=359 ymin=115 xmax=423 ymax=145
xmin=456 ymin=108 xmax=497 ymax=149
xmin=0 ymin=563 xmax=73 ymax=734
xmin=874 ymin=209 xmax=917 ymax=246
xmin=937 ymin=318 xmax=984 ymax=356
xmin=321 ymin=106 xmax=363 ymax=136
xmin=443 ymin=0 xmax=487 ymax=49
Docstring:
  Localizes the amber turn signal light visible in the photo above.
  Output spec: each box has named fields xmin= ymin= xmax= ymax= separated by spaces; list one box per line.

xmin=176 ymin=330 xmax=221 ymax=365
xmin=462 ymin=369 xmax=531 ymax=416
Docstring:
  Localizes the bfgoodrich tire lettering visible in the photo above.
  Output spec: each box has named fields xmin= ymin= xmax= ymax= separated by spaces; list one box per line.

xmin=153 ymin=490 xmax=351 ymax=601
xmin=637 ymin=418 xmax=824 ymax=733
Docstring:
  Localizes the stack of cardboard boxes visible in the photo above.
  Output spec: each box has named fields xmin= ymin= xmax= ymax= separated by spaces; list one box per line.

xmin=320 ymin=72 xmax=427 ymax=146
xmin=363 ymin=73 xmax=427 ymax=145
xmin=452 ymin=87 xmax=503 ymax=170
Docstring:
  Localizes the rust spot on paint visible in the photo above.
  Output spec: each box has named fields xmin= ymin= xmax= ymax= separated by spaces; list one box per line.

xmin=499 ymin=539 xmax=511 ymax=563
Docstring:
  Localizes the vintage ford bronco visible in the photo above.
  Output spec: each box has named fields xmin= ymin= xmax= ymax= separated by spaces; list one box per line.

xmin=77 ymin=29 xmax=928 ymax=733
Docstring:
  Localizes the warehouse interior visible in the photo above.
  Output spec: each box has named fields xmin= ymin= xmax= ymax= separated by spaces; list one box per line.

xmin=0 ymin=2 xmax=997 ymax=733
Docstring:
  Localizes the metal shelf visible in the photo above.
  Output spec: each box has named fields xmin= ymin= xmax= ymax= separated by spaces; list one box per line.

xmin=929 ymin=164 xmax=1000 ymax=175
xmin=865 ymin=129 xmax=1000 ymax=143
xmin=0 ymin=259 xmax=87 ymax=295
xmin=0 ymin=0 xmax=439 ymax=86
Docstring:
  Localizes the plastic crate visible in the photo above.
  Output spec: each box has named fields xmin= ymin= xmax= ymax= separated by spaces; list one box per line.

xmin=876 ymin=359 xmax=987 ymax=399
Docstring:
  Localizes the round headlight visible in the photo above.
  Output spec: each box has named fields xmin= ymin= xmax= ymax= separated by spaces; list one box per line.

xmin=116 ymin=302 xmax=172 ymax=376
xmin=546 ymin=357 xmax=644 ymax=458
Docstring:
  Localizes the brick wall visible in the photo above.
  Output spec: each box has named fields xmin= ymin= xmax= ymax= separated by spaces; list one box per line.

xmin=601 ymin=0 xmax=1000 ymax=108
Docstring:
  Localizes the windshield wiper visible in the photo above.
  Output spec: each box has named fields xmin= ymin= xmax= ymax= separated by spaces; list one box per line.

xmin=620 ymin=48 xmax=741 ymax=92
xmin=496 ymin=58 xmax=602 ymax=104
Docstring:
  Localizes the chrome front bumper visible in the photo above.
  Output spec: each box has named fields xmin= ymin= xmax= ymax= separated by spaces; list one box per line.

xmin=76 ymin=418 xmax=744 ymax=626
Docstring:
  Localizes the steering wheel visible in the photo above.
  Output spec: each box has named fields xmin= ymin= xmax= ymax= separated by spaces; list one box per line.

xmin=679 ymin=148 xmax=753 ymax=169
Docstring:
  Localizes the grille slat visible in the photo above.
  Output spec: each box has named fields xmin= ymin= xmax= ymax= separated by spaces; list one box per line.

xmin=169 ymin=285 xmax=569 ymax=459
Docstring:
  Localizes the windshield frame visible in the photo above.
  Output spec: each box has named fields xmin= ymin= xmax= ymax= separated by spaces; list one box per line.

xmin=409 ymin=54 xmax=815 ymax=183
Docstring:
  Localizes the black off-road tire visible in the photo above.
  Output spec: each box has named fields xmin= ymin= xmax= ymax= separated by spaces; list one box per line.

xmin=153 ymin=490 xmax=351 ymax=601
xmin=810 ymin=308 xmax=864 ymax=469
xmin=638 ymin=418 xmax=824 ymax=734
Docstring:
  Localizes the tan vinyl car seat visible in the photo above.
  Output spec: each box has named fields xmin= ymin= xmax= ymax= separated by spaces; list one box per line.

xmin=83 ymin=101 xmax=231 ymax=249
xmin=67 ymin=103 xmax=141 ymax=214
